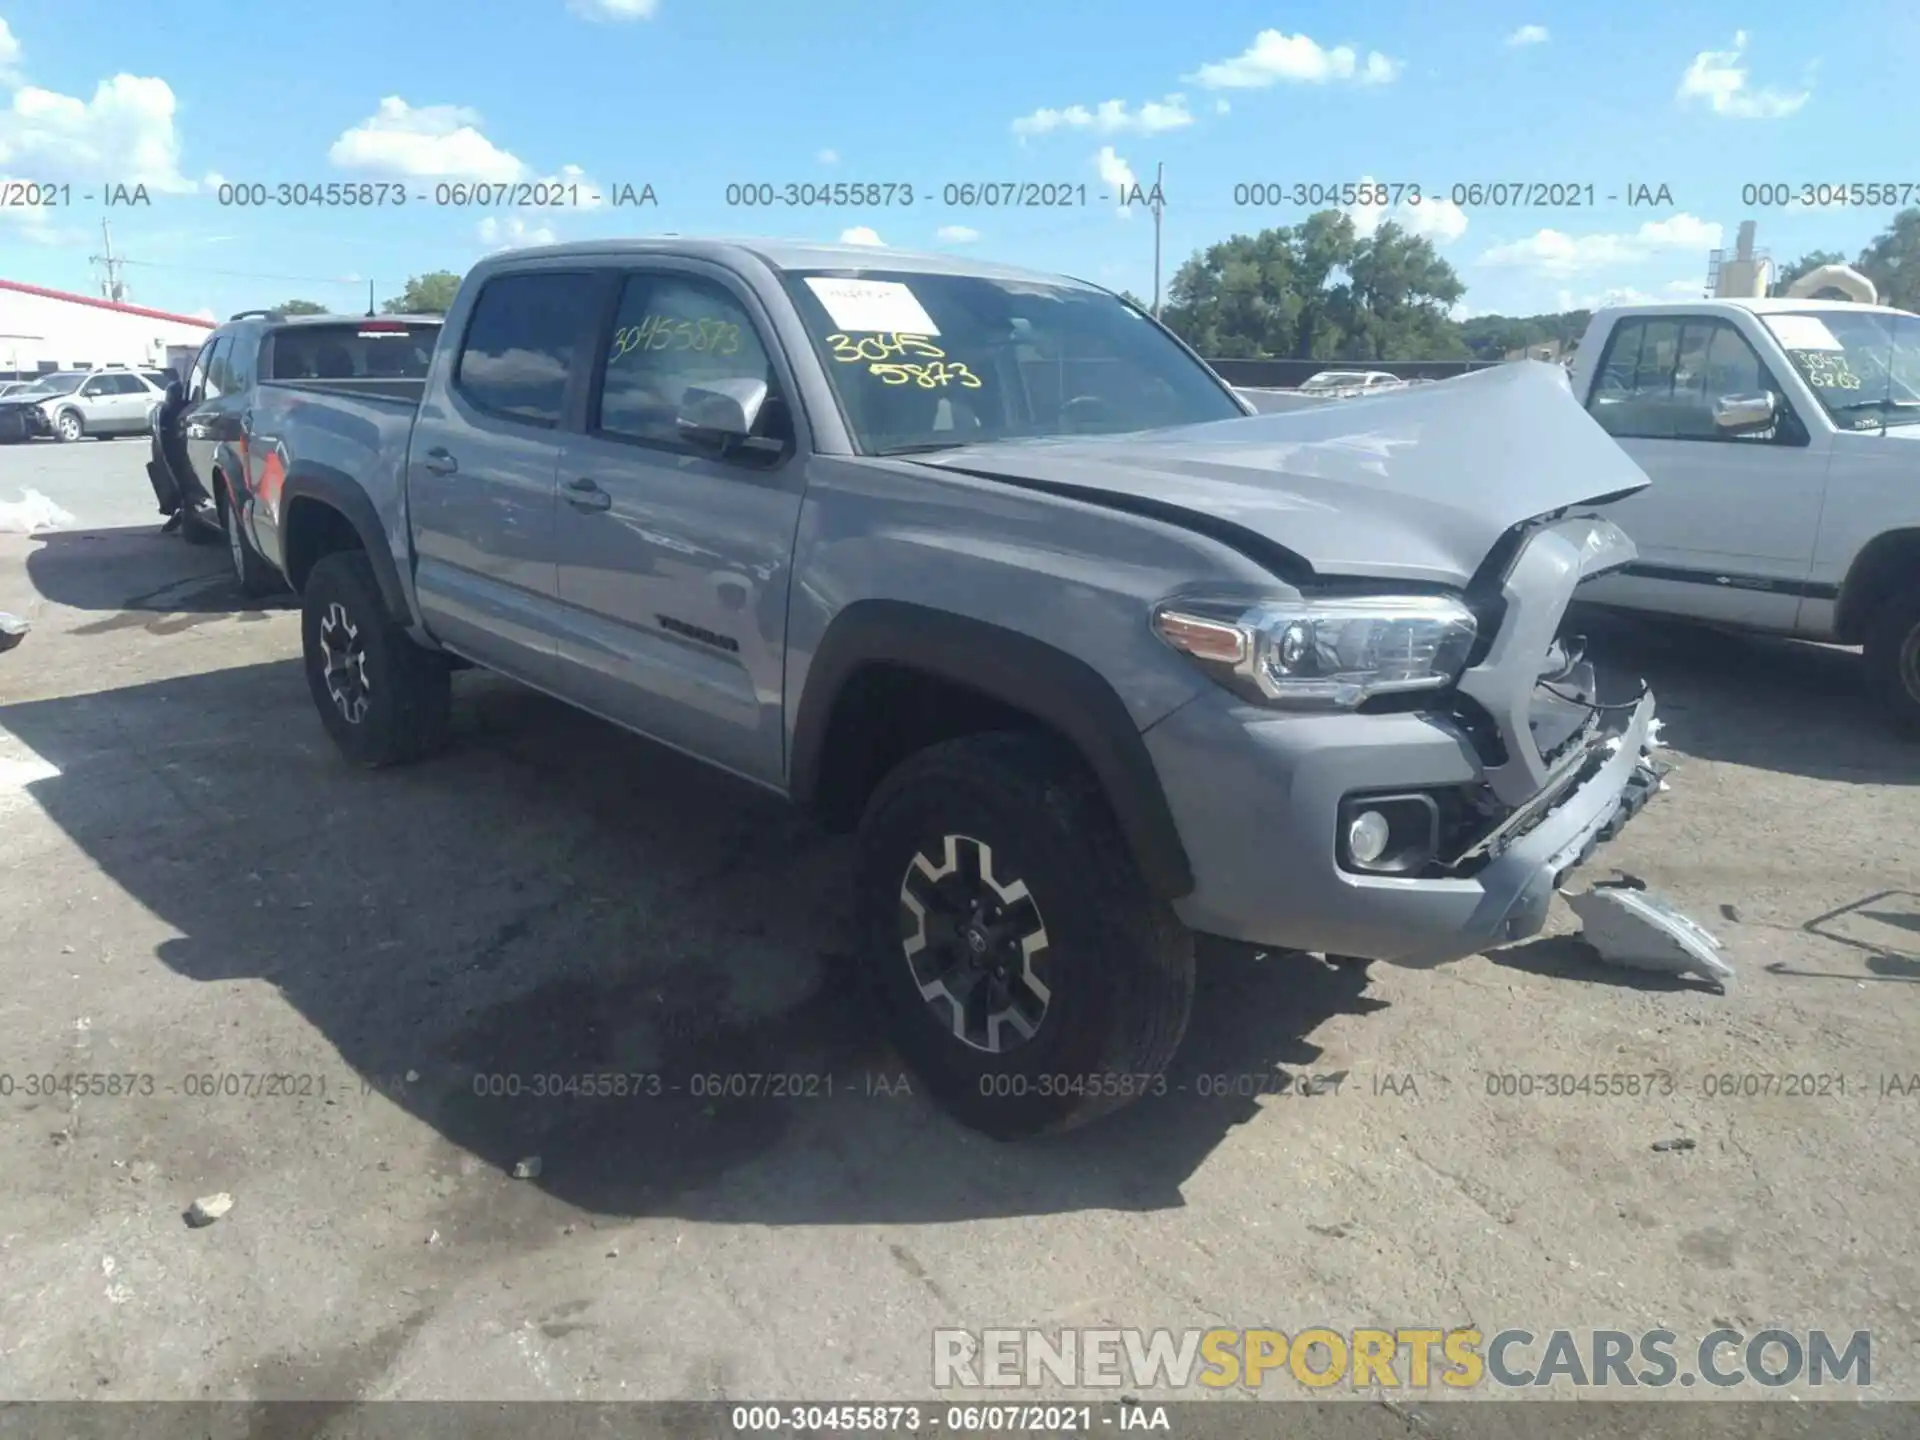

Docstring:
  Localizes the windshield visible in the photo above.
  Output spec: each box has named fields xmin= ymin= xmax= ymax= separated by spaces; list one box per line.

xmin=779 ymin=270 xmax=1243 ymax=454
xmin=1761 ymin=310 xmax=1920 ymax=430
xmin=18 ymin=373 xmax=86 ymax=397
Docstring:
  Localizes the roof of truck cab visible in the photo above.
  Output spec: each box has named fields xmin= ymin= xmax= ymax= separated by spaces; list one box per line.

xmin=1592 ymin=297 xmax=1916 ymax=318
xmin=476 ymin=237 xmax=1104 ymax=288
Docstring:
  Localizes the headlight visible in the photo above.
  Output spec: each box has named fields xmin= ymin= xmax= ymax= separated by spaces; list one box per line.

xmin=1152 ymin=593 xmax=1478 ymax=709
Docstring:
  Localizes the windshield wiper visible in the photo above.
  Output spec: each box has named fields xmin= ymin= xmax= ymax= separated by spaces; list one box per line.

xmin=871 ymin=440 xmax=971 ymax=456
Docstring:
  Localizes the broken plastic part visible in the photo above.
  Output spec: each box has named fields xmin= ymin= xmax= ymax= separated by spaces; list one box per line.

xmin=1567 ymin=878 xmax=1733 ymax=985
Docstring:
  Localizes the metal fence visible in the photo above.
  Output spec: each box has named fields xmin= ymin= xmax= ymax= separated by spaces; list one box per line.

xmin=1205 ymin=358 xmax=1503 ymax=388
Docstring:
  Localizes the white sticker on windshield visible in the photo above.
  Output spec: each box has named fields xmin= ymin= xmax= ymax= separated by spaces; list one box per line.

xmin=804 ymin=278 xmax=940 ymax=335
xmin=1764 ymin=315 xmax=1844 ymax=352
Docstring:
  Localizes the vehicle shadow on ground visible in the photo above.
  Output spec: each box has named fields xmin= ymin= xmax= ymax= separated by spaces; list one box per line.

xmin=1570 ymin=606 xmax=1915 ymax=785
xmin=21 ymin=525 xmax=290 ymax=631
xmin=0 ymin=660 xmax=1384 ymax=1226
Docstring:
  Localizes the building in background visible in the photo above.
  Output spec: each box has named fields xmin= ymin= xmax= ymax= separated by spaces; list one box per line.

xmin=0 ymin=279 xmax=214 ymax=380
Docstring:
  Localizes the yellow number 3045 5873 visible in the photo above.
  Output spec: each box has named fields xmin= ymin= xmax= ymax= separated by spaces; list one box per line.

xmin=826 ymin=332 xmax=946 ymax=363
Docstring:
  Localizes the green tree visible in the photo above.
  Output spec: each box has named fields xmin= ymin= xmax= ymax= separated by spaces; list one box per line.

xmin=1774 ymin=250 xmax=1847 ymax=293
xmin=381 ymin=271 xmax=463 ymax=315
xmin=1159 ymin=213 xmax=1467 ymax=360
xmin=1116 ymin=288 xmax=1151 ymax=311
xmin=1458 ymin=309 xmax=1592 ymax=361
xmin=270 ymin=299 xmax=329 ymax=318
xmin=1855 ymin=208 xmax=1920 ymax=311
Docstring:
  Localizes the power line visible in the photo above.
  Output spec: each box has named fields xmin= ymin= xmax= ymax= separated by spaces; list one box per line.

xmin=117 ymin=257 xmax=366 ymax=288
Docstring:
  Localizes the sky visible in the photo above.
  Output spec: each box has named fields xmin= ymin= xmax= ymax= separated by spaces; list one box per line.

xmin=0 ymin=0 xmax=1913 ymax=326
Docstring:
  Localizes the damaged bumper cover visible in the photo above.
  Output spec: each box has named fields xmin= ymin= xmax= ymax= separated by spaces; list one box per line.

xmin=1150 ymin=686 xmax=1688 ymax=969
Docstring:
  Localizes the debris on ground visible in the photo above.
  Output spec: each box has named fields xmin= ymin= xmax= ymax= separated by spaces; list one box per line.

xmin=1567 ymin=878 xmax=1734 ymax=985
xmin=0 ymin=489 xmax=73 ymax=535
xmin=184 ymin=1193 xmax=234 ymax=1227
xmin=1652 ymin=1138 xmax=1697 ymax=1153
xmin=0 ymin=612 xmax=27 ymax=653
xmin=510 ymin=1156 xmax=542 ymax=1179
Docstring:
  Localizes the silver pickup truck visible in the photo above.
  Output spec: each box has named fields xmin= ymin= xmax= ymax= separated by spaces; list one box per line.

xmin=226 ymin=237 xmax=1703 ymax=1137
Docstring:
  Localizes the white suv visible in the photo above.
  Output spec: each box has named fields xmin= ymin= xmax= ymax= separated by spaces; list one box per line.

xmin=11 ymin=366 xmax=168 ymax=441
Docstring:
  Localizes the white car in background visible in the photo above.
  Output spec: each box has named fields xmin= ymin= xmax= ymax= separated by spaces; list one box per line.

xmin=0 ymin=365 xmax=168 ymax=442
xmin=1297 ymin=369 xmax=1409 ymax=398
xmin=1568 ymin=297 xmax=1920 ymax=735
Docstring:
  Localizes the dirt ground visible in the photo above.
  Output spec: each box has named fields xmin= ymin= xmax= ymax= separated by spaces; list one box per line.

xmin=1 ymin=444 xmax=1916 ymax=1417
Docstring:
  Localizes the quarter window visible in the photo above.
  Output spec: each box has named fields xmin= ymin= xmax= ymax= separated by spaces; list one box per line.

xmin=454 ymin=271 xmax=600 ymax=426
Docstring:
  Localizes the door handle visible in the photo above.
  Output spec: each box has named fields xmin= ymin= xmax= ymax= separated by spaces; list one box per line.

xmin=565 ymin=476 xmax=612 ymax=512
xmin=421 ymin=447 xmax=458 ymax=475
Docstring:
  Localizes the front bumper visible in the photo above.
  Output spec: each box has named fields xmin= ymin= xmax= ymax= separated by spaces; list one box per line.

xmin=1147 ymin=689 xmax=1666 ymax=966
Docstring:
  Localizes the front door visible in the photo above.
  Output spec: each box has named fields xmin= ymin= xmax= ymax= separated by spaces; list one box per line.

xmin=1581 ymin=312 xmax=1830 ymax=629
xmin=550 ymin=264 xmax=806 ymax=786
xmin=405 ymin=267 xmax=604 ymax=689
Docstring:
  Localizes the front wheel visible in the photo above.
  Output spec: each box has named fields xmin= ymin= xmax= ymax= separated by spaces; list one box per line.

xmin=1864 ymin=585 xmax=1920 ymax=740
xmin=221 ymin=481 xmax=283 ymax=599
xmin=300 ymin=550 xmax=451 ymax=767
xmin=53 ymin=410 xmax=83 ymax=442
xmin=855 ymin=732 xmax=1195 ymax=1139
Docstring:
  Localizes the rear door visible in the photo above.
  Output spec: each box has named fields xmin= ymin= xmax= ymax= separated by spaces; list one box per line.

xmin=549 ymin=262 xmax=806 ymax=785
xmin=1580 ymin=312 xmax=1830 ymax=629
xmin=406 ymin=267 xmax=604 ymax=689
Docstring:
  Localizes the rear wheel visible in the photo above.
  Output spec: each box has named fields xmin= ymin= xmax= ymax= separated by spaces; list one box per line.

xmin=854 ymin=732 xmax=1195 ymax=1139
xmin=300 ymin=550 xmax=451 ymax=767
xmin=1864 ymin=585 xmax=1920 ymax=739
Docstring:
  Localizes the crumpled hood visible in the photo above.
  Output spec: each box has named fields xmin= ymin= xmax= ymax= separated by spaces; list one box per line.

xmin=912 ymin=361 xmax=1650 ymax=588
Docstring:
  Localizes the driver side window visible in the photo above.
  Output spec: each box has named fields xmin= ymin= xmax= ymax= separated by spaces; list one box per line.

xmin=593 ymin=271 xmax=790 ymax=453
xmin=1588 ymin=316 xmax=1794 ymax=444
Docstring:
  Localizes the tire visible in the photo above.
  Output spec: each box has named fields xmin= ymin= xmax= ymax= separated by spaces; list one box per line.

xmin=300 ymin=550 xmax=451 ymax=767
xmin=219 ymin=478 xmax=283 ymax=599
xmin=854 ymin=731 xmax=1195 ymax=1139
xmin=53 ymin=409 xmax=83 ymax=442
xmin=1864 ymin=585 xmax=1920 ymax=740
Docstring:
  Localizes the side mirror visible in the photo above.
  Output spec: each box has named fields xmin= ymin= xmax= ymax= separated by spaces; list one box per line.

xmin=1713 ymin=392 xmax=1776 ymax=434
xmin=675 ymin=377 xmax=767 ymax=447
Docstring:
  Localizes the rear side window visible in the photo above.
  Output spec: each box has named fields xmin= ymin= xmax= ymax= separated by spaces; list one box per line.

xmin=454 ymin=272 xmax=599 ymax=426
xmin=269 ymin=324 xmax=441 ymax=381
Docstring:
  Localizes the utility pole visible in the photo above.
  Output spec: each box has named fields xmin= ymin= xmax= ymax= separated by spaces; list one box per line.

xmin=89 ymin=220 xmax=128 ymax=302
xmin=1150 ymin=161 xmax=1165 ymax=320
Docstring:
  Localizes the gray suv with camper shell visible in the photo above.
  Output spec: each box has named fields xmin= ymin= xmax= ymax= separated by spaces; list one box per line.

xmin=225 ymin=237 xmax=1689 ymax=1137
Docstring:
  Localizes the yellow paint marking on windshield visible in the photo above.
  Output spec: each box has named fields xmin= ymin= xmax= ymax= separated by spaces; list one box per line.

xmin=825 ymin=332 xmax=946 ymax=363
xmin=868 ymin=361 xmax=982 ymax=389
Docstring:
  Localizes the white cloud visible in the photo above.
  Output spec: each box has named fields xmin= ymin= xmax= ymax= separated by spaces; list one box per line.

xmin=202 ymin=169 xmax=226 ymax=188
xmin=1664 ymin=278 xmax=1705 ymax=294
xmin=1346 ymin=176 xmax=1468 ymax=244
xmin=568 ymin=0 xmax=659 ymax=19
xmin=1095 ymin=145 xmax=1137 ymax=219
xmin=538 ymin=161 xmax=604 ymax=209
xmin=0 ymin=74 xmax=193 ymax=190
xmin=1479 ymin=214 xmax=1722 ymax=274
xmin=1187 ymin=29 xmax=1402 ymax=88
xmin=0 ymin=19 xmax=22 ymax=84
xmin=1215 ymin=99 xmax=1230 ymax=114
xmin=1012 ymin=94 xmax=1193 ymax=140
xmin=191 ymin=307 xmax=216 ymax=321
xmin=1677 ymin=32 xmax=1810 ymax=118
xmin=936 ymin=224 xmax=980 ymax=243
xmin=817 ymin=148 xmax=839 ymax=165
xmin=839 ymin=226 xmax=884 ymax=246
xmin=1506 ymin=24 xmax=1549 ymax=47
xmin=329 ymin=97 xmax=526 ymax=180
xmin=478 ymin=215 xmax=557 ymax=250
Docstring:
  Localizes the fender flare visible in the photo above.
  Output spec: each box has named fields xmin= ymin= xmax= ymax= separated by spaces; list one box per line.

xmin=789 ymin=599 xmax=1195 ymax=901
xmin=279 ymin=465 xmax=411 ymax=625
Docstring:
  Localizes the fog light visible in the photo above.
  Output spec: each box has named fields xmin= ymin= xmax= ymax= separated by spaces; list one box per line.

xmin=1348 ymin=809 xmax=1391 ymax=866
